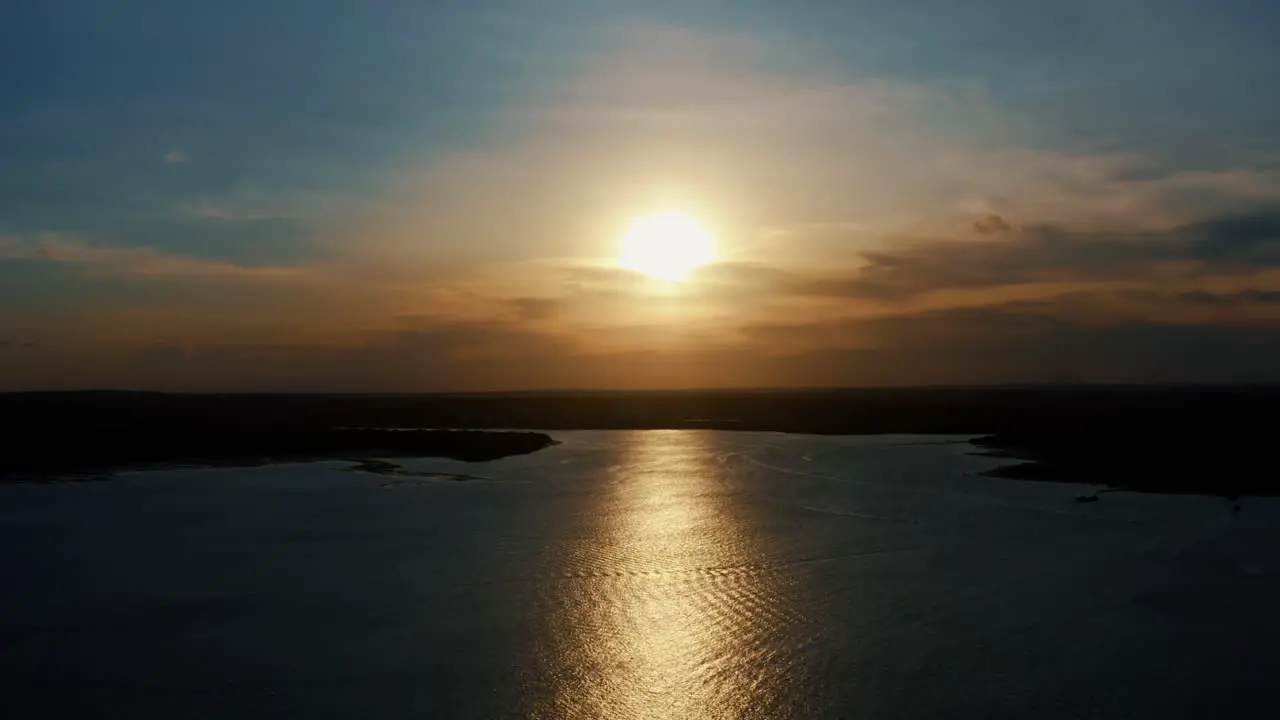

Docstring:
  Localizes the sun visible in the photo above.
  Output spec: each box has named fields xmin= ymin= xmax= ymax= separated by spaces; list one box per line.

xmin=618 ymin=211 xmax=717 ymax=281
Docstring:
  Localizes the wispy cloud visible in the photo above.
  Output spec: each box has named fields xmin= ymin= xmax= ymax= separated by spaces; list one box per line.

xmin=1 ymin=233 xmax=310 ymax=280
xmin=788 ymin=209 xmax=1280 ymax=302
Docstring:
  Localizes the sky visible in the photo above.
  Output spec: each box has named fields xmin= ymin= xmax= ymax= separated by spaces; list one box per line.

xmin=4 ymin=0 xmax=1280 ymax=390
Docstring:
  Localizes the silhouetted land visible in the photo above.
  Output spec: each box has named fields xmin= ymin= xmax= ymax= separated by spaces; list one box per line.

xmin=2 ymin=386 xmax=1275 ymax=495
xmin=0 ymin=418 xmax=555 ymax=481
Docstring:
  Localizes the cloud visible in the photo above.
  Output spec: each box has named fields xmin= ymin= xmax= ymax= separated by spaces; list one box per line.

xmin=8 ymin=272 xmax=1280 ymax=391
xmin=789 ymin=209 xmax=1280 ymax=302
xmin=164 ymin=151 xmax=187 ymax=165
xmin=973 ymin=214 xmax=1012 ymax=235
xmin=731 ymin=299 xmax=1280 ymax=385
xmin=92 ymin=318 xmax=586 ymax=392
xmin=14 ymin=293 xmax=1269 ymax=392
xmin=0 ymin=233 xmax=312 ymax=280
xmin=1182 ymin=213 xmax=1280 ymax=263
xmin=0 ymin=339 xmax=35 ymax=356
xmin=1178 ymin=290 xmax=1280 ymax=305
xmin=508 ymin=297 xmax=559 ymax=321
xmin=107 ymin=215 xmax=317 ymax=266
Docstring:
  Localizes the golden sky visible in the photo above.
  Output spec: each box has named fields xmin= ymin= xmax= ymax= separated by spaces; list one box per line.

xmin=5 ymin=21 xmax=1280 ymax=390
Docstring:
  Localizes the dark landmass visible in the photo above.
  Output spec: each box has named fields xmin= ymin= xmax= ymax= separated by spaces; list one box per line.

xmin=1 ymin=386 xmax=1275 ymax=495
xmin=971 ymin=429 xmax=1273 ymax=498
xmin=342 ymin=458 xmax=486 ymax=482
xmin=0 ymin=420 xmax=555 ymax=481
xmin=347 ymin=459 xmax=415 ymax=475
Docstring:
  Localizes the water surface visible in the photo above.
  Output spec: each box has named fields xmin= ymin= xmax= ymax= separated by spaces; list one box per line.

xmin=3 ymin=431 xmax=1278 ymax=718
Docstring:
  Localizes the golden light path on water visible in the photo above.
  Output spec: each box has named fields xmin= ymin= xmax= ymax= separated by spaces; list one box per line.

xmin=533 ymin=431 xmax=810 ymax=719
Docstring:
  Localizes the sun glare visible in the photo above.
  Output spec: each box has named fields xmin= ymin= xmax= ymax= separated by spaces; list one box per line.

xmin=618 ymin=211 xmax=717 ymax=281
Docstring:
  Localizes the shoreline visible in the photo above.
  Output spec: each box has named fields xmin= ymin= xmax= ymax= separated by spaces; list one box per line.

xmin=4 ymin=389 xmax=1273 ymax=496
xmin=6 ymin=427 xmax=1270 ymax=500
xmin=0 ymin=429 xmax=558 ymax=483
xmin=970 ymin=433 xmax=1271 ymax=498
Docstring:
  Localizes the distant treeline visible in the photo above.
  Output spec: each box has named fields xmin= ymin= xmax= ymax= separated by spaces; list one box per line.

xmin=3 ymin=385 xmax=1275 ymax=434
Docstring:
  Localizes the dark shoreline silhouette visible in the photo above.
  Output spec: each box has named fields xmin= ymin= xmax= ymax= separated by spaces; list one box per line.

xmin=0 ymin=425 xmax=556 ymax=482
xmin=971 ymin=431 xmax=1269 ymax=498
xmin=2 ymin=386 xmax=1274 ymax=495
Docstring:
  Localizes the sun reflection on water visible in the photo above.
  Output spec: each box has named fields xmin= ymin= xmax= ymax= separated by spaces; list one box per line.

xmin=534 ymin=430 xmax=800 ymax=719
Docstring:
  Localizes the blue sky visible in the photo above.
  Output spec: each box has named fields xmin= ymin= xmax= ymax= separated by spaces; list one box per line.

xmin=4 ymin=1 xmax=1280 ymax=389
xmin=7 ymin=1 xmax=1278 ymax=244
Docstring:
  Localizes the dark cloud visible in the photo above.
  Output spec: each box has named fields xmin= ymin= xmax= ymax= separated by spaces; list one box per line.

xmin=793 ymin=210 xmax=1280 ymax=301
xmin=370 ymin=318 xmax=570 ymax=359
xmin=4 ymin=315 xmax=1278 ymax=393
xmin=741 ymin=301 xmax=1280 ymax=385
xmin=1177 ymin=290 xmax=1280 ymax=306
xmin=70 ymin=289 xmax=1277 ymax=391
xmin=1182 ymin=213 xmax=1280 ymax=263
xmin=508 ymin=297 xmax=559 ymax=321
xmin=107 ymin=319 xmax=587 ymax=392
xmin=972 ymin=214 xmax=1012 ymax=235
xmin=138 ymin=344 xmax=188 ymax=364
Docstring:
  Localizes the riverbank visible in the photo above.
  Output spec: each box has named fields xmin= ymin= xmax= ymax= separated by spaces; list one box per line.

xmin=972 ymin=432 xmax=1274 ymax=497
xmin=0 ymin=427 xmax=557 ymax=482
xmin=4 ymin=387 xmax=1274 ymax=495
